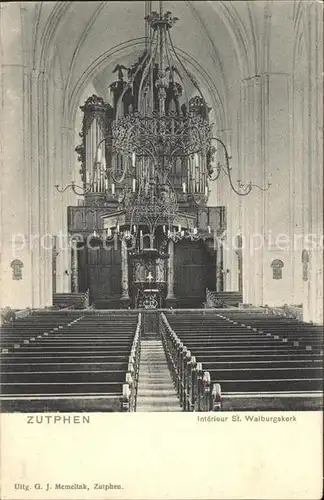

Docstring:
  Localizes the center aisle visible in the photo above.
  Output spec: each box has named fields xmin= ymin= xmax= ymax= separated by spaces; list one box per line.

xmin=136 ymin=339 xmax=181 ymax=412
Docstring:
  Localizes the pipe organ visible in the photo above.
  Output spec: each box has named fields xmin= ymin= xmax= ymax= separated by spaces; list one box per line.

xmin=69 ymin=59 xmax=226 ymax=309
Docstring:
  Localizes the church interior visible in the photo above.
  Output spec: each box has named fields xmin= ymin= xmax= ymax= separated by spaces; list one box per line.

xmin=0 ymin=0 xmax=323 ymax=412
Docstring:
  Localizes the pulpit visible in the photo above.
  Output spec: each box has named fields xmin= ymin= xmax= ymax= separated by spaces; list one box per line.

xmin=132 ymin=272 xmax=167 ymax=309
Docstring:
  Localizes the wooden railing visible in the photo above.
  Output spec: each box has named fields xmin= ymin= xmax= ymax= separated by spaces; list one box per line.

xmin=121 ymin=313 xmax=142 ymax=412
xmin=238 ymin=303 xmax=304 ymax=321
xmin=159 ymin=313 xmax=221 ymax=411
xmin=283 ymin=304 xmax=303 ymax=321
xmin=0 ymin=307 xmax=33 ymax=325
xmin=53 ymin=289 xmax=90 ymax=310
xmin=84 ymin=289 xmax=90 ymax=308
xmin=257 ymin=304 xmax=303 ymax=321
xmin=205 ymin=289 xmax=243 ymax=308
xmin=205 ymin=289 xmax=225 ymax=308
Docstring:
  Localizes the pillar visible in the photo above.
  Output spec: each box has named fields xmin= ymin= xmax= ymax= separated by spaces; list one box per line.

xmin=70 ymin=238 xmax=79 ymax=292
xmin=306 ymin=2 xmax=323 ymax=324
xmin=56 ymin=126 xmax=75 ymax=294
xmin=0 ymin=3 xmax=33 ymax=309
xmin=240 ymin=73 xmax=295 ymax=307
xmin=215 ymin=129 xmax=240 ymax=293
xmin=241 ymin=75 xmax=265 ymax=306
xmin=165 ymin=240 xmax=177 ymax=307
xmin=120 ymin=237 xmax=130 ymax=307
xmin=215 ymin=242 xmax=223 ymax=292
xmin=156 ymin=257 xmax=166 ymax=282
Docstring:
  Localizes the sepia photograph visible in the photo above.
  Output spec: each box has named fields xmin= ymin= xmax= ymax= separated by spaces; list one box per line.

xmin=0 ymin=0 xmax=323 ymax=498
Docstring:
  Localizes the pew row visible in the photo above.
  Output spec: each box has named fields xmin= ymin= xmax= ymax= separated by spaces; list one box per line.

xmin=0 ymin=312 xmax=141 ymax=412
xmin=0 ymin=311 xmax=83 ymax=351
xmin=160 ymin=312 xmax=323 ymax=411
xmin=218 ymin=311 xmax=323 ymax=352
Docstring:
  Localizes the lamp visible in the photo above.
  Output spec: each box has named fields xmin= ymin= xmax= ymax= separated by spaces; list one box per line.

xmin=56 ymin=0 xmax=271 ymax=235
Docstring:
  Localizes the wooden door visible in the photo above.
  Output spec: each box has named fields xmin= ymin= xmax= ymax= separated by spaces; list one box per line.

xmin=174 ymin=240 xmax=215 ymax=308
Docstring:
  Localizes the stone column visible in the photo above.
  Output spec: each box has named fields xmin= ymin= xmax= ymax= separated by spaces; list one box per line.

xmin=308 ymin=3 xmax=323 ymax=324
xmin=214 ymin=129 xmax=240 ymax=293
xmin=61 ymin=126 xmax=75 ymax=294
xmin=0 ymin=3 xmax=33 ymax=309
xmin=236 ymin=249 xmax=243 ymax=293
xmin=120 ymin=237 xmax=130 ymax=307
xmin=156 ymin=258 xmax=165 ymax=282
xmin=165 ymin=240 xmax=177 ymax=307
xmin=240 ymin=73 xmax=297 ymax=307
xmin=240 ymin=76 xmax=265 ymax=306
xmin=215 ymin=242 xmax=223 ymax=292
xmin=70 ymin=238 xmax=78 ymax=292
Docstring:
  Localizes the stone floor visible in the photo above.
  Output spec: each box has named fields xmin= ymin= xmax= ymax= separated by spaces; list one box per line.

xmin=136 ymin=339 xmax=182 ymax=412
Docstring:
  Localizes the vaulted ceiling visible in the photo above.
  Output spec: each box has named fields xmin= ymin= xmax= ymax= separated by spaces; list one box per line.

xmin=26 ymin=1 xmax=263 ymax=128
xmin=21 ymin=0 xmax=301 ymax=134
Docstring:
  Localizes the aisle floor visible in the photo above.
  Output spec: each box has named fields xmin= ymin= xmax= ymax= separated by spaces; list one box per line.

xmin=136 ymin=339 xmax=181 ymax=412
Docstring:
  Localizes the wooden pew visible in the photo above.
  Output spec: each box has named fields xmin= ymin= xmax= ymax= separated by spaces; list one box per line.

xmin=162 ymin=311 xmax=323 ymax=411
xmin=219 ymin=311 xmax=324 ymax=351
xmin=0 ymin=311 xmax=142 ymax=412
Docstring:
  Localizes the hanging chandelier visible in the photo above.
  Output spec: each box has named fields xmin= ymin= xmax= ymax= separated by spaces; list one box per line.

xmin=56 ymin=1 xmax=271 ymax=245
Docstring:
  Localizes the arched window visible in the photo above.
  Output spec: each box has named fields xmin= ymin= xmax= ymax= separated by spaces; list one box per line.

xmin=10 ymin=259 xmax=23 ymax=280
xmin=271 ymin=259 xmax=284 ymax=280
xmin=301 ymin=249 xmax=310 ymax=281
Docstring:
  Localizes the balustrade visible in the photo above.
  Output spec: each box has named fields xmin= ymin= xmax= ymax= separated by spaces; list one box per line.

xmin=159 ymin=313 xmax=220 ymax=411
xmin=121 ymin=313 xmax=142 ymax=411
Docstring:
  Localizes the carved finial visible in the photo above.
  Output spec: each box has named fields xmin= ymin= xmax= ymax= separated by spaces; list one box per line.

xmin=145 ymin=10 xmax=179 ymax=30
xmin=113 ymin=64 xmax=128 ymax=81
xmin=80 ymin=94 xmax=108 ymax=112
